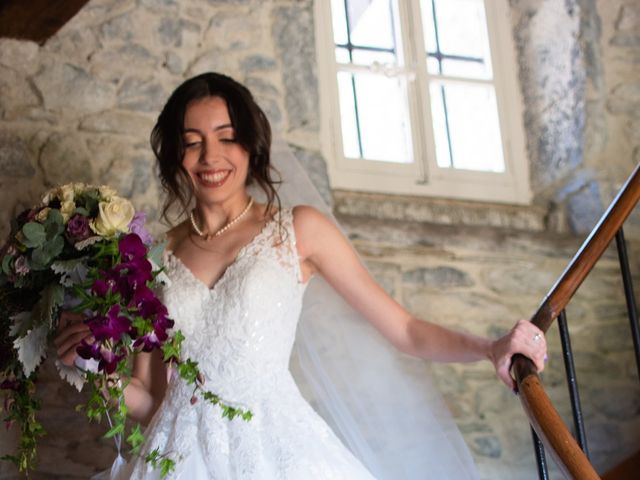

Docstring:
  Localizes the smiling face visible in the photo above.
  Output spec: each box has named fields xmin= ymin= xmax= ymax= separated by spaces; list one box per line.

xmin=181 ymin=96 xmax=250 ymax=207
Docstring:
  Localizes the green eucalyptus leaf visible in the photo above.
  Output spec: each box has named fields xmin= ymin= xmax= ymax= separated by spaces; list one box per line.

xmin=21 ymin=222 xmax=45 ymax=248
xmin=2 ymin=254 xmax=13 ymax=275
xmin=29 ymin=246 xmax=49 ymax=271
xmin=44 ymin=214 xmax=64 ymax=241
xmin=43 ymin=236 xmax=64 ymax=259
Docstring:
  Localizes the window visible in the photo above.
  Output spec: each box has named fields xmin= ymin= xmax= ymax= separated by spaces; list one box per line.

xmin=314 ymin=0 xmax=531 ymax=204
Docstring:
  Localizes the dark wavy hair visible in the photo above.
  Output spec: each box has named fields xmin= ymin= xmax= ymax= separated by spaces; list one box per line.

xmin=151 ymin=72 xmax=281 ymax=223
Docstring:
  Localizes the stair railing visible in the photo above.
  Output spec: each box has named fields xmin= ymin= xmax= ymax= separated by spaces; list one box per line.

xmin=512 ymin=163 xmax=640 ymax=479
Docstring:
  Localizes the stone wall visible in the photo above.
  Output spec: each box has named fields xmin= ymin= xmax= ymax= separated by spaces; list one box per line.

xmin=0 ymin=0 xmax=639 ymax=479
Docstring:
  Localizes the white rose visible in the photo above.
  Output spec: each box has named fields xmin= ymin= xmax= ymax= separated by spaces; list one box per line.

xmin=99 ymin=185 xmax=119 ymax=201
xmin=60 ymin=200 xmax=76 ymax=223
xmin=59 ymin=184 xmax=75 ymax=203
xmin=35 ymin=207 xmax=51 ymax=222
xmin=73 ymin=182 xmax=87 ymax=195
xmin=90 ymin=197 xmax=135 ymax=238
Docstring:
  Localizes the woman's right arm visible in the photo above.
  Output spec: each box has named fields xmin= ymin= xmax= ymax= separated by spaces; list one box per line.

xmin=54 ymin=312 xmax=168 ymax=426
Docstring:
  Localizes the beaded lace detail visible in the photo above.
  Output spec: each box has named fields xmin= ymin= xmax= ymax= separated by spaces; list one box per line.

xmin=124 ymin=208 xmax=374 ymax=479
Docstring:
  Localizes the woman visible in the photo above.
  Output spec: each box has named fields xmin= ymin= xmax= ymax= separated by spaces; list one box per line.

xmin=55 ymin=72 xmax=547 ymax=479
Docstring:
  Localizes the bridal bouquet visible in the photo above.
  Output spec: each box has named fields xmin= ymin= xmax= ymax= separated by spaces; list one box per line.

xmin=0 ymin=183 xmax=251 ymax=477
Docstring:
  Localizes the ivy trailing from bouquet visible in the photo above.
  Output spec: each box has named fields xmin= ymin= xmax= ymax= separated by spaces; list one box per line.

xmin=0 ymin=183 xmax=252 ymax=477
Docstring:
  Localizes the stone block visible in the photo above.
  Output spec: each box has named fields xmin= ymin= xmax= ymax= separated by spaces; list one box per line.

xmin=272 ymin=4 xmax=319 ymax=131
xmin=566 ymin=180 xmax=603 ymax=234
xmin=117 ymin=77 xmax=167 ymax=112
xmin=402 ymin=266 xmax=474 ymax=289
xmin=607 ymin=82 xmax=640 ymax=114
xmin=288 ymin=146 xmax=332 ymax=207
xmin=39 ymin=133 xmax=94 ymax=186
xmin=157 ymin=17 xmax=200 ymax=47
xmin=0 ymin=132 xmax=36 ymax=178
xmin=44 ymin=28 xmax=100 ymax=64
xmin=511 ymin=0 xmax=586 ymax=190
xmin=0 ymin=68 xmax=41 ymax=119
xmin=89 ymin=43 xmax=158 ymax=80
xmin=163 ymin=51 xmax=183 ymax=74
xmin=79 ymin=111 xmax=154 ymax=135
xmin=33 ymin=63 xmax=116 ymax=114
xmin=240 ymin=54 xmax=277 ymax=73
xmin=590 ymin=385 xmax=640 ymax=420
xmin=205 ymin=11 xmax=264 ymax=51
xmin=482 ymin=264 xmax=556 ymax=296
xmin=470 ymin=434 xmax=502 ymax=459
xmin=0 ymin=39 xmax=40 ymax=74
xmin=187 ymin=50 xmax=239 ymax=78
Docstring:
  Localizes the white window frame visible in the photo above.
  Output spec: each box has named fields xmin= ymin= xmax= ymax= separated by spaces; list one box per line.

xmin=314 ymin=0 xmax=531 ymax=205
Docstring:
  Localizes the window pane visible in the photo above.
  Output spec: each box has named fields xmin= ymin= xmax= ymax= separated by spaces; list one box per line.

xmin=429 ymin=81 xmax=504 ymax=172
xmin=348 ymin=0 xmax=396 ymax=51
xmin=337 ymin=71 xmax=413 ymax=163
xmin=421 ymin=0 xmax=493 ymax=79
xmin=337 ymin=72 xmax=361 ymax=159
xmin=336 ymin=47 xmax=351 ymax=63
xmin=331 ymin=0 xmax=349 ymax=45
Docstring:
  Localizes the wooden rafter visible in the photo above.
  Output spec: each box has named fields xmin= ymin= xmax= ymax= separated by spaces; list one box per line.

xmin=0 ymin=0 xmax=90 ymax=45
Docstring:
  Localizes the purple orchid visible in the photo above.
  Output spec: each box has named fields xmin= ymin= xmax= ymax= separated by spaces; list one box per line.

xmin=133 ymin=286 xmax=168 ymax=319
xmin=119 ymin=233 xmax=147 ymax=260
xmin=128 ymin=212 xmax=154 ymax=246
xmin=77 ymin=339 xmax=102 ymax=361
xmin=99 ymin=349 xmax=124 ymax=375
xmin=85 ymin=305 xmax=132 ymax=343
xmin=0 ymin=378 xmax=18 ymax=391
xmin=133 ymin=330 xmax=161 ymax=352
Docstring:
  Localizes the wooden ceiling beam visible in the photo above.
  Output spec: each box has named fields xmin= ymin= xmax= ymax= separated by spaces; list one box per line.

xmin=0 ymin=0 xmax=90 ymax=45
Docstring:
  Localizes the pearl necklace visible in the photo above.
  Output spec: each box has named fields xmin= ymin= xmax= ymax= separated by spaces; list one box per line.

xmin=190 ymin=197 xmax=254 ymax=239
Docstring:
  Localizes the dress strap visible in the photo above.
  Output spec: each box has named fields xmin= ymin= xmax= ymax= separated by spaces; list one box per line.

xmin=263 ymin=207 xmax=304 ymax=285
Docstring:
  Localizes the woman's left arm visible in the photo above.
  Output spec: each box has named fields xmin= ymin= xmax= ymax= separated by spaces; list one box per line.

xmin=293 ymin=206 xmax=547 ymax=390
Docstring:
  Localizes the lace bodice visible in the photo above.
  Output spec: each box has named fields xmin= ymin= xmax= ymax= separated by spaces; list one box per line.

xmin=162 ymin=209 xmax=306 ymax=404
xmin=124 ymin=208 xmax=374 ymax=479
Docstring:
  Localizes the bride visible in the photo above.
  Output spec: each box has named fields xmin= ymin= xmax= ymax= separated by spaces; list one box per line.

xmin=55 ymin=72 xmax=547 ymax=479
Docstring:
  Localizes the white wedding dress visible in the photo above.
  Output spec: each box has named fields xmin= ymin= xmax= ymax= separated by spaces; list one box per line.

xmin=120 ymin=208 xmax=375 ymax=479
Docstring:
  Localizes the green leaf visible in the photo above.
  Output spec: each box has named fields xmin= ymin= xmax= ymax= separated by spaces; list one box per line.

xmin=74 ymin=206 xmax=89 ymax=216
xmin=1 ymin=255 xmax=13 ymax=275
xmin=29 ymin=247 xmax=49 ymax=271
xmin=126 ymin=424 xmax=145 ymax=454
xmin=21 ymin=223 xmax=45 ymax=248
xmin=104 ymin=422 xmax=125 ymax=439
xmin=159 ymin=458 xmax=175 ymax=478
xmin=44 ymin=210 xmax=64 ymax=240
xmin=177 ymin=359 xmax=199 ymax=384
xmin=42 ymin=236 xmax=64 ymax=259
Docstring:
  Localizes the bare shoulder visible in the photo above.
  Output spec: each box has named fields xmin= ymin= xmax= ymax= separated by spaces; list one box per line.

xmin=291 ymin=205 xmax=336 ymax=236
xmin=291 ymin=205 xmax=344 ymax=259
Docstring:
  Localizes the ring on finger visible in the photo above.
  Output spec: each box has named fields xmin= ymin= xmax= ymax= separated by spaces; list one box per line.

xmin=533 ymin=333 xmax=542 ymax=343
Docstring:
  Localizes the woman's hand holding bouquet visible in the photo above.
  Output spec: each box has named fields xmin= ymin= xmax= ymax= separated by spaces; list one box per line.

xmin=0 ymin=183 xmax=251 ymax=478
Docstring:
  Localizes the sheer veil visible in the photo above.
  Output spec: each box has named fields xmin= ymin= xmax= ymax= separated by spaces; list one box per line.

xmin=261 ymin=138 xmax=480 ymax=479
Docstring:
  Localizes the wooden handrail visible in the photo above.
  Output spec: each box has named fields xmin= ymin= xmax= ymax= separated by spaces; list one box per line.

xmin=513 ymin=162 xmax=640 ymax=479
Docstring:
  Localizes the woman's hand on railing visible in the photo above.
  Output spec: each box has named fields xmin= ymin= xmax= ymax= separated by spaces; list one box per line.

xmin=54 ymin=311 xmax=92 ymax=367
xmin=488 ymin=319 xmax=547 ymax=390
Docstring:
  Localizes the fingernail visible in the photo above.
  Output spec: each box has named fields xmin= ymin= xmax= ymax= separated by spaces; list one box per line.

xmin=544 ymin=354 xmax=548 ymax=363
